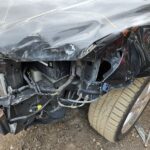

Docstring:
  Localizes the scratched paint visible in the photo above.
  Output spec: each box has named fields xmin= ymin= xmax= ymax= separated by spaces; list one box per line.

xmin=0 ymin=0 xmax=149 ymax=61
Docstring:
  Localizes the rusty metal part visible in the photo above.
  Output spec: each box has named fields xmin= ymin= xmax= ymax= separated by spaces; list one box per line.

xmin=0 ymin=109 xmax=4 ymax=118
xmin=0 ymin=108 xmax=10 ymax=135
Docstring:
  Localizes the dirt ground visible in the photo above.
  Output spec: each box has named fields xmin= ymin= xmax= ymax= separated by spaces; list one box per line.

xmin=0 ymin=103 xmax=149 ymax=150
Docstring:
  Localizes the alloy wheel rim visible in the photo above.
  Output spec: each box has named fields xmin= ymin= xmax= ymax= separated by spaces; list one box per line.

xmin=121 ymin=81 xmax=150 ymax=134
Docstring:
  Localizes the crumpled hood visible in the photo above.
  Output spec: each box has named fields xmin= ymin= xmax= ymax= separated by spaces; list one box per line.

xmin=0 ymin=0 xmax=150 ymax=61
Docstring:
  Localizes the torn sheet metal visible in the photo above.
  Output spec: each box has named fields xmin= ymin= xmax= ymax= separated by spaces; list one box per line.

xmin=0 ymin=0 xmax=150 ymax=61
xmin=135 ymin=123 xmax=150 ymax=147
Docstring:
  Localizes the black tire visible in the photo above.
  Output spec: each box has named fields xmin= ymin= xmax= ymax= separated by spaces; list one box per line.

xmin=88 ymin=77 xmax=149 ymax=142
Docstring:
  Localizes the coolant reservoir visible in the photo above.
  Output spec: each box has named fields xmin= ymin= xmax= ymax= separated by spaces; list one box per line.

xmin=30 ymin=69 xmax=42 ymax=82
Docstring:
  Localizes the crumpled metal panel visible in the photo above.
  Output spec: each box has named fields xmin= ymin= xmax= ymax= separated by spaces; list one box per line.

xmin=0 ymin=0 xmax=150 ymax=61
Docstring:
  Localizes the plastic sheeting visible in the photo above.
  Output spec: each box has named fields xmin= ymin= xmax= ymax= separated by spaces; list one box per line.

xmin=0 ymin=0 xmax=150 ymax=61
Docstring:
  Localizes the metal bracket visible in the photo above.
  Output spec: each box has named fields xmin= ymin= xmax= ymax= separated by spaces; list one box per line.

xmin=135 ymin=122 xmax=150 ymax=147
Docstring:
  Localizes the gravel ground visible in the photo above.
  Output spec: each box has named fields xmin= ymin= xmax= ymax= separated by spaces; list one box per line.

xmin=0 ymin=103 xmax=149 ymax=150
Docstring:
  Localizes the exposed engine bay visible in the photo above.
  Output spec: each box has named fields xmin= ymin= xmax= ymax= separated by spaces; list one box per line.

xmin=0 ymin=26 xmax=149 ymax=134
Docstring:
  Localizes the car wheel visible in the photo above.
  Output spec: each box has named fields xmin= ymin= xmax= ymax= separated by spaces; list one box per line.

xmin=88 ymin=77 xmax=150 ymax=142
